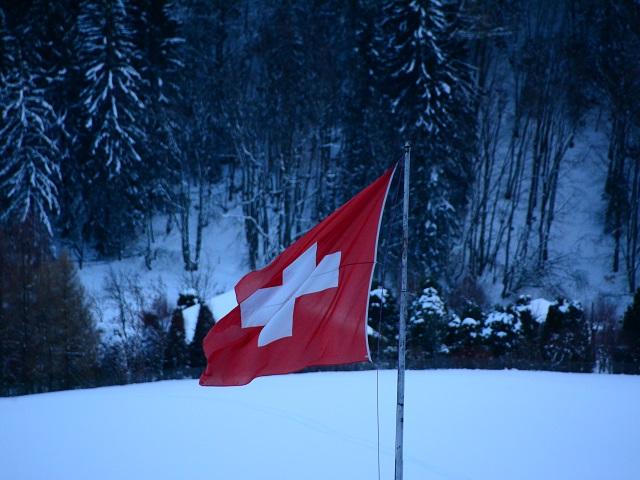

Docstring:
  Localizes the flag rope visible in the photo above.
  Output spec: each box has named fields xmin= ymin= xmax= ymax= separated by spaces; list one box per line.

xmin=374 ymin=157 xmax=404 ymax=480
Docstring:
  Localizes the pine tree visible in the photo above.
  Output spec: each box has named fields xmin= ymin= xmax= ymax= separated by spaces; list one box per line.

xmin=32 ymin=0 xmax=91 ymax=263
xmin=0 ymin=15 xmax=63 ymax=234
xmin=0 ymin=8 xmax=11 ymax=76
xmin=408 ymin=285 xmax=447 ymax=366
xmin=33 ymin=253 xmax=99 ymax=391
xmin=341 ymin=1 xmax=396 ymax=201
xmin=78 ymin=0 xmax=145 ymax=175
xmin=131 ymin=0 xmax=182 ymax=184
xmin=189 ymin=303 xmax=214 ymax=368
xmin=76 ymin=0 xmax=148 ymax=256
xmin=132 ymin=0 xmax=182 ymax=107
xmin=0 ymin=223 xmax=43 ymax=394
xmin=130 ymin=0 xmax=183 ymax=268
xmin=380 ymin=0 xmax=462 ymax=136
xmin=0 ymin=223 xmax=98 ymax=395
xmin=378 ymin=0 xmax=475 ymax=280
xmin=163 ymin=308 xmax=188 ymax=374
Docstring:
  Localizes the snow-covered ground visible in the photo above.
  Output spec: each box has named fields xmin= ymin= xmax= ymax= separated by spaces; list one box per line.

xmin=2 ymin=370 xmax=638 ymax=480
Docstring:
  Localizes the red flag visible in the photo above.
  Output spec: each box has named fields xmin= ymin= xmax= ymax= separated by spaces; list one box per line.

xmin=199 ymin=167 xmax=395 ymax=386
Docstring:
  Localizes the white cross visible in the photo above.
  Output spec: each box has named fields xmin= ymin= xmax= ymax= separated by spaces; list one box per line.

xmin=240 ymin=243 xmax=341 ymax=347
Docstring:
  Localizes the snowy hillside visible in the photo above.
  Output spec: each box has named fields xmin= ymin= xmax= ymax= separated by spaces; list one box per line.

xmin=76 ymin=202 xmax=248 ymax=330
xmin=2 ymin=370 xmax=638 ymax=480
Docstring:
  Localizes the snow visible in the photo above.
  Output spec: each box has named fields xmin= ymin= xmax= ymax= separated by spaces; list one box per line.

xmin=529 ymin=298 xmax=553 ymax=323
xmin=208 ymin=288 xmax=238 ymax=321
xmin=182 ymin=287 xmax=198 ymax=298
xmin=415 ymin=287 xmax=445 ymax=317
xmin=367 ymin=325 xmax=380 ymax=337
xmin=369 ymin=287 xmax=389 ymax=301
xmin=485 ymin=311 xmax=514 ymax=325
xmin=77 ymin=200 xmax=246 ymax=335
xmin=182 ymin=303 xmax=200 ymax=344
xmin=1 ymin=370 xmax=638 ymax=480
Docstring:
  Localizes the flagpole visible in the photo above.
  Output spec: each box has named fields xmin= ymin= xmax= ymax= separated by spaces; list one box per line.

xmin=395 ymin=142 xmax=410 ymax=480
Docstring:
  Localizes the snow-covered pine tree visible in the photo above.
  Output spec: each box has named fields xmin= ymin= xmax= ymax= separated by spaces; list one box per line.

xmin=79 ymin=0 xmax=145 ymax=175
xmin=130 ymin=0 xmax=183 ymax=267
xmin=0 ymin=16 xmax=63 ymax=235
xmin=341 ymin=1 xmax=396 ymax=201
xmin=408 ymin=285 xmax=447 ymax=366
xmin=132 ymin=0 xmax=182 ymax=108
xmin=189 ymin=302 xmax=214 ymax=368
xmin=25 ymin=0 xmax=77 ymax=107
xmin=77 ymin=0 xmax=148 ymax=256
xmin=22 ymin=1 xmax=90 ymax=260
xmin=380 ymin=0 xmax=459 ymax=136
xmin=377 ymin=0 xmax=475 ymax=281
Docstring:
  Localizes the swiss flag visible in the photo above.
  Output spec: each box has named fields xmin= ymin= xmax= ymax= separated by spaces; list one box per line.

xmin=199 ymin=167 xmax=395 ymax=386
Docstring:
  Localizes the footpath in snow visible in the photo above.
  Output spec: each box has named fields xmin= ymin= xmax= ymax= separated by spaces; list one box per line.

xmin=1 ymin=369 xmax=639 ymax=480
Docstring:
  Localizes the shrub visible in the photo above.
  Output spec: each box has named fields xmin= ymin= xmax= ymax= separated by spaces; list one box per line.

xmin=481 ymin=307 xmax=519 ymax=357
xmin=541 ymin=298 xmax=593 ymax=372
xmin=443 ymin=300 xmax=485 ymax=359
xmin=408 ymin=286 xmax=447 ymax=366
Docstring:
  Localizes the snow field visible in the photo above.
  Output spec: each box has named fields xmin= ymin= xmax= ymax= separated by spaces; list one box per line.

xmin=1 ymin=369 xmax=639 ymax=480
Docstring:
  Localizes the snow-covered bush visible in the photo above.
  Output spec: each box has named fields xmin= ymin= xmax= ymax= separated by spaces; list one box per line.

xmin=443 ymin=301 xmax=484 ymax=358
xmin=481 ymin=308 xmax=520 ymax=357
xmin=445 ymin=302 xmax=521 ymax=360
xmin=510 ymin=296 xmax=540 ymax=337
xmin=508 ymin=295 xmax=544 ymax=362
xmin=439 ymin=294 xmax=595 ymax=371
xmin=408 ymin=286 xmax=447 ymax=365
xmin=541 ymin=298 xmax=592 ymax=371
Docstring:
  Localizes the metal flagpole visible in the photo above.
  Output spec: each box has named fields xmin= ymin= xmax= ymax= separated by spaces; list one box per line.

xmin=395 ymin=142 xmax=410 ymax=480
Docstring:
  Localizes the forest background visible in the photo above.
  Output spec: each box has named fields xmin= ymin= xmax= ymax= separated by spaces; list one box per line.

xmin=1 ymin=0 xmax=640 ymax=395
